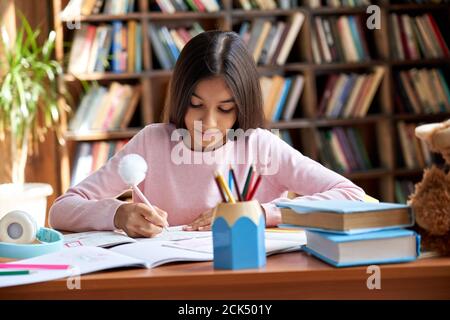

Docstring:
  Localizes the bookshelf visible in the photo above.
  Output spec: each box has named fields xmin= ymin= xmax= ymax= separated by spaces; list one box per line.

xmin=52 ymin=0 xmax=450 ymax=203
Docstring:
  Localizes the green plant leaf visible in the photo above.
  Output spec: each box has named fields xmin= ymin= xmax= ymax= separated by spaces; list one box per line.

xmin=0 ymin=12 xmax=71 ymax=183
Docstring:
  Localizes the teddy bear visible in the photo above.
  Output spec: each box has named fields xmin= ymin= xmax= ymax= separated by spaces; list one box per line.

xmin=408 ymin=119 xmax=450 ymax=256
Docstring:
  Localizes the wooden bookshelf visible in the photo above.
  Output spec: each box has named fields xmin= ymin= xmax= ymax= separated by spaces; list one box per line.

xmin=52 ymin=0 xmax=450 ymax=203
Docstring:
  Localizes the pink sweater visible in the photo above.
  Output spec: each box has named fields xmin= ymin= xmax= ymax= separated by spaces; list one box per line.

xmin=49 ymin=123 xmax=365 ymax=231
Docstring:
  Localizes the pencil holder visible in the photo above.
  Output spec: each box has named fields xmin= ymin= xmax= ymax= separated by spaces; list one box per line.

xmin=212 ymin=200 xmax=266 ymax=270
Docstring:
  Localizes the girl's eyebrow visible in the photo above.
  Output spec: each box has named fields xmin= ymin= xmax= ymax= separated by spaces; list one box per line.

xmin=192 ymin=92 xmax=235 ymax=103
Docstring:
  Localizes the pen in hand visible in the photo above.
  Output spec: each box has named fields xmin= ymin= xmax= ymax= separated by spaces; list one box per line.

xmin=118 ymin=154 xmax=169 ymax=232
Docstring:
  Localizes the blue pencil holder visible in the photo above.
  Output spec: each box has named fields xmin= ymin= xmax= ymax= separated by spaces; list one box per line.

xmin=212 ymin=200 xmax=266 ymax=270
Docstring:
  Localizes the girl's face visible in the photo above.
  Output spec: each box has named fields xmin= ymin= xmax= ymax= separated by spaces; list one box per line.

xmin=184 ymin=76 xmax=237 ymax=151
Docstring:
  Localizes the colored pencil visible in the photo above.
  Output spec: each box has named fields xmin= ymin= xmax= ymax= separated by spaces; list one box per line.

xmin=0 ymin=270 xmax=31 ymax=276
xmin=215 ymin=171 xmax=236 ymax=203
xmin=214 ymin=175 xmax=227 ymax=202
xmin=228 ymin=170 xmax=233 ymax=192
xmin=241 ymin=165 xmax=254 ymax=200
xmin=229 ymin=165 xmax=243 ymax=201
xmin=246 ymin=174 xmax=262 ymax=200
xmin=246 ymin=170 xmax=257 ymax=200
xmin=0 ymin=264 xmax=71 ymax=270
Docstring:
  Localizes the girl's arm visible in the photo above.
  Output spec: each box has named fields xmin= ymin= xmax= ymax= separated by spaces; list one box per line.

xmin=48 ymin=129 xmax=148 ymax=232
xmin=258 ymin=131 xmax=366 ymax=227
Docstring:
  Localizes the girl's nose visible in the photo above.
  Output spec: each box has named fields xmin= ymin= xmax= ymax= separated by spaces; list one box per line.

xmin=202 ymin=109 xmax=217 ymax=128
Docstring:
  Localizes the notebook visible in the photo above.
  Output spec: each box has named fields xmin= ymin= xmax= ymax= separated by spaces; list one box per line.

xmin=143 ymin=231 xmax=306 ymax=256
xmin=0 ymin=228 xmax=306 ymax=288
xmin=303 ymin=228 xmax=420 ymax=267
xmin=63 ymin=226 xmax=211 ymax=248
xmin=276 ymin=199 xmax=414 ymax=234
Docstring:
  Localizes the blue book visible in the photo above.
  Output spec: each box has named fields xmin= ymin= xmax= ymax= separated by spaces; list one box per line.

xmin=303 ymin=228 xmax=420 ymax=267
xmin=148 ymin=25 xmax=172 ymax=70
xmin=160 ymin=26 xmax=180 ymax=64
xmin=276 ymin=200 xmax=414 ymax=234
xmin=272 ymin=77 xmax=292 ymax=121
xmin=331 ymin=73 xmax=357 ymax=118
xmin=347 ymin=16 xmax=364 ymax=60
xmin=135 ymin=24 xmax=142 ymax=72
xmin=111 ymin=21 xmax=123 ymax=73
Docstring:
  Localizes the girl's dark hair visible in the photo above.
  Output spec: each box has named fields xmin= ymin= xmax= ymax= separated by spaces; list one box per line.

xmin=164 ymin=30 xmax=265 ymax=130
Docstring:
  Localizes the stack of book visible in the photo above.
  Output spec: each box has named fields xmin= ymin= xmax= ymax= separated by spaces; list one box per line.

xmin=276 ymin=199 xmax=420 ymax=267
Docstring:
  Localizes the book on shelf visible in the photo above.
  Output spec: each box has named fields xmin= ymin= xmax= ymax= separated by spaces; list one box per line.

xmin=281 ymin=130 xmax=294 ymax=146
xmin=276 ymin=12 xmax=305 ymax=65
xmin=275 ymin=129 xmax=295 ymax=147
xmin=312 ymin=15 xmax=370 ymax=63
xmin=389 ymin=13 xmax=449 ymax=60
xmin=304 ymin=0 xmax=371 ymax=8
xmin=237 ymin=12 xmax=305 ymax=66
xmin=317 ymin=67 xmax=384 ymax=118
xmin=276 ymin=199 xmax=414 ymax=234
xmin=152 ymin=0 xmax=221 ymax=13
xmin=67 ymin=21 xmax=142 ymax=74
xmin=397 ymin=121 xmax=434 ymax=169
xmin=315 ymin=127 xmax=373 ymax=173
xmin=395 ymin=179 xmax=416 ymax=204
xmin=60 ymin=0 xmax=137 ymax=19
xmin=281 ymin=75 xmax=305 ymax=120
xmin=238 ymin=0 xmax=298 ymax=10
xmin=394 ymin=68 xmax=450 ymax=114
xmin=71 ymin=139 xmax=129 ymax=186
xmin=303 ymin=228 xmax=420 ymax=267
xmin=69 ymin=83 xmax=141 ymax=132
xmin=148 ymin=23 xmax=205 ymax=69
xmin=0 ymin=227 xmax=306 ymax=288
xmin=260 ymin=74 xmax=305 ymax=121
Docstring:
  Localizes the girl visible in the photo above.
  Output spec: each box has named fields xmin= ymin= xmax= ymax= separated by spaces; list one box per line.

xmin=49 ymin=31 xmax=365 ymax=237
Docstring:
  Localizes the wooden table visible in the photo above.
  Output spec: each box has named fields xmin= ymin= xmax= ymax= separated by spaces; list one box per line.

xmin=1 ymin=252 xmax=450 ymax=299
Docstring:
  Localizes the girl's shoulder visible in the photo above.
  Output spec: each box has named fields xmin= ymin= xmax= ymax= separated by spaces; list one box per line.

xmin=247 ymin=127 xmax=280 ymax=142
xmin=245 ymin=127 xmax=293 ymax=153
xmin=140 ymin=122 xmax=176 ymax=140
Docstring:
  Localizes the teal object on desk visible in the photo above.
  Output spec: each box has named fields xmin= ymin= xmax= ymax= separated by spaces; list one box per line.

xmin=212 ymin=200 xmax=266 ymax=270
xmin=0 ymin=227 xmax=64 ymax=259
xmin=0 ymin=210 xmax=64 ymax=259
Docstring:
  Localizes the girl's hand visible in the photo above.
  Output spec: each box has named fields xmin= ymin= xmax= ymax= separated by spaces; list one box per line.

xmin=183 ymin=208 xmax=214 ymax=231
xmin=114 ymin=203 xmax=169 ymax=238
